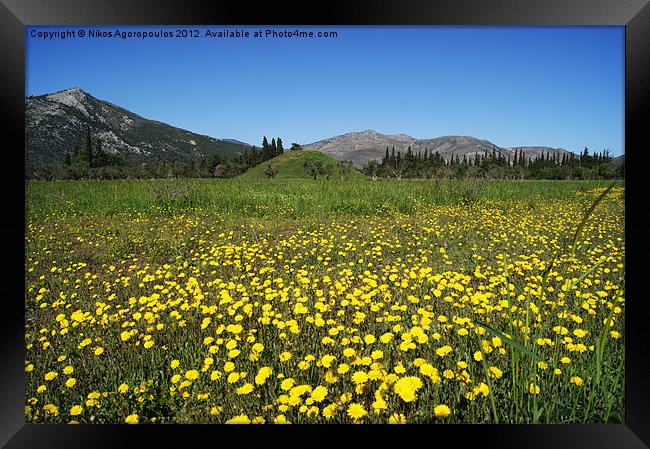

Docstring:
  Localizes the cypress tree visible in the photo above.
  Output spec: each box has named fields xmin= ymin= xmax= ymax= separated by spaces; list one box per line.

xmin=93 ymin=137 xmax=104 ymax=167
xmin=85 ymin=127 xmax=93 ymax=165
xmin=276 ymin=137 xmax=284 ymax=156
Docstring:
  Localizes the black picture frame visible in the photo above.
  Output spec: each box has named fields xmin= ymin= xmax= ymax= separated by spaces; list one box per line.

xmin=2 ymin=1 xmax=649 ymax=447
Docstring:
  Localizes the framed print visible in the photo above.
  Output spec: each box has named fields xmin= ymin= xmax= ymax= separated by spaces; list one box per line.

xmin=2 ymin=0 xmax=649 ymax=447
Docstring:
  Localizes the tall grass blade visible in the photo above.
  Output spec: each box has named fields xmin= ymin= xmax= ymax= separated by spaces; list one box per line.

xmin=570 ymin=183 xmax=615 ymax=254
xmin=476 ymin=320 xmax=536 ymax=359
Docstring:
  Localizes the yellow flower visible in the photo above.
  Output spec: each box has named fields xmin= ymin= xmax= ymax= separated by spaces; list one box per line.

xmin=94 ymin=347 xmax=105 ymax=356
xmin=380 ymin=333 xmax=394 ymax=343
xmin=65 ymin=378 xmax=77 ymax=388
xmin=311 ymin=386 xmax=328 ymax=402
xmin=43 ymin=404 xmax=59 ymax=416
xmin=337 ymin=364 xmax=350 ymax=374
xmin=236 ymin=383 xmax=254 ymax=395
xmin=570 ymin=376 xmax=584 ymax=386
xmin=529 ymin=383 xmax=540 ymax=395
xmin=63 ymin=365 xmax=73 ymax=375
xmin=320 ymin=354 xmax=336 ymax=368
xmin=118 ymin=383 xmax=129 ymax=393
xmin=185 ymin=370 xmax=199 ymax=380
xmin=351 ymin=371 xmax=368 ymax=385
xmin=473 ymin=351 xmax=483 ymax=362
xmin=69 ymin=405 xmax=83 ymax=416
xmin=225 ymin=414 xmax=251 ymax=424
xmin=487 ymin=366 xmax=503 ymax=379
xmin=325 ymin=370 xmax=338 ymax=384
xmin=435 ymin=345 xmax=453 ymax=357
xmin=388 ymin=413 xmax=407 ymax=424
xmin=393 ymin=376 xmax=422 ymax=403
xmin=44 ymin=371 xmax=58 ymax=381
xmin=125 ymin=413 xmax=139 ymax=424
xmin=347 ymin=403 xmax=367 ymax=421
xmin=372 ymin=391 xmax=388 ymax=414
xmin=273 ymin=414 xmax=290 ymax=424
xmin=434 ymin=404 xmax=451 ymax=418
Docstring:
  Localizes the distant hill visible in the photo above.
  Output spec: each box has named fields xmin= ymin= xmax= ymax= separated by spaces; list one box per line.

xmin=238 ymin=150 xmax=365 ymax=180
xmin=304 ymin=129 xmax=575 ymax=168
xmin=26 ymin=87 xmax=251 ymax=166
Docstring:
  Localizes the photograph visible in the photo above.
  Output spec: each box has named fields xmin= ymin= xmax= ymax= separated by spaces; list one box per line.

xmin=23 ymin=24 xmax=626 ymax=426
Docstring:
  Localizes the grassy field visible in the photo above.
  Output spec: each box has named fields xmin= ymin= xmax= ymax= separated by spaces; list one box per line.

xmin=25 ymin=178 xmax=624 ymax=424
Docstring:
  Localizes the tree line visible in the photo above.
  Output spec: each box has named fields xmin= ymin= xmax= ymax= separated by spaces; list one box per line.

xmin=27 ymin=133 xmax=290 ymax=180
xmin=211 ymin=136 xmax=288 ymax=178
xmin=363 ymin=146 xmax=623 ymax=180
xmin=26 ymin=129 xmax=623 ymax=181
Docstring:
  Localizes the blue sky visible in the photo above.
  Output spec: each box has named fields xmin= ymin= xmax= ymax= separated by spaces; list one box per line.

xmin=26 ymin=26 xmax=624 ymax=155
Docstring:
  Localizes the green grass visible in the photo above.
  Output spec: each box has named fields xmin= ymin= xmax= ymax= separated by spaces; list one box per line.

xmin=24 ymin=178 xmax=625 ymax=424
xmin=26 ymin=178 xmax=621 ymax=221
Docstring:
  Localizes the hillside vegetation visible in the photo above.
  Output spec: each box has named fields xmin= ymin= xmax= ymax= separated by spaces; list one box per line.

xmin=238 ymin=150 xmax=364 ymax=180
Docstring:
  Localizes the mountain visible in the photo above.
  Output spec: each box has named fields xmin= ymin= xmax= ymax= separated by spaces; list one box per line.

xmin=304 ymin=129 xmax=575 ymax=168
xmin=223 ymin=138 xmax=253 ymax=146
xmin=26 ymin=88 xmax=251 ymax=166
xmin=238 ymin=150 xmax=365 ymax=180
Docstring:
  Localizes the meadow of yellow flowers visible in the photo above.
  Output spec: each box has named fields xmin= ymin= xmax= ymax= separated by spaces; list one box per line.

xmin=25 ymin=180 xmax=624 ymax=424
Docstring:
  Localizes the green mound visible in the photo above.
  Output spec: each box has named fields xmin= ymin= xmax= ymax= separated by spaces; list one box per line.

xmin=238 ymin=150 xmax=366 ymax=180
